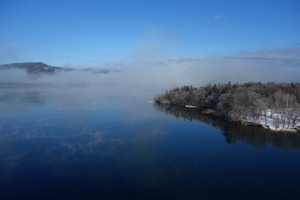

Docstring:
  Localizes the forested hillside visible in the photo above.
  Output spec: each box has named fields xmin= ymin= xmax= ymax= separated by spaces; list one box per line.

xmin=154 ymin=82 xmax=300 ymax=131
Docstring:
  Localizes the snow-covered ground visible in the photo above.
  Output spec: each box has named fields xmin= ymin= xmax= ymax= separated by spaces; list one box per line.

xmin=240 ymin=109 xmax=300 ymax=132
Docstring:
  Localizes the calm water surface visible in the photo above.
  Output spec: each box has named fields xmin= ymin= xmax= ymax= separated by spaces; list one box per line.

xmin=0 ymin=87 xmax=300 ymax=199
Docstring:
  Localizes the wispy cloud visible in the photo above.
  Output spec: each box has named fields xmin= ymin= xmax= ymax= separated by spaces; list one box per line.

xmin=201 ymin=14 xmax=228 ymax=21
xmin=227 ymin=48 xmax=300 ymax=61
xmin=213 ymin=15 xmax=228 ymax=20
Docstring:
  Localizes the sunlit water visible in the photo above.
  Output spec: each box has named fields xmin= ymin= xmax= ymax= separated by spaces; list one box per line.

xmin=0 ymin=87 xmax=300 ymax=199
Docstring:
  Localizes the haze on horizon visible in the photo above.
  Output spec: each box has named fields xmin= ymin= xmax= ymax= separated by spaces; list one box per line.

xmin=1 ymin=0 xmax=299 ymax=91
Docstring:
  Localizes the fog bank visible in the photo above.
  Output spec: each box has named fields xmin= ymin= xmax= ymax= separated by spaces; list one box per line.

xmin=1 ymin=47 xmax=299 ymax=92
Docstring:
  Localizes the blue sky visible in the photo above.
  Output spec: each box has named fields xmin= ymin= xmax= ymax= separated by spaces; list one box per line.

xmin=0 ymin=0 xmax=299 ymax=68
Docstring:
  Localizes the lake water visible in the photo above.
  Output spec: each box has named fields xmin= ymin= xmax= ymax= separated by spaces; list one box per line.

xmin=0 ymin=87 xmax=300 ymax=199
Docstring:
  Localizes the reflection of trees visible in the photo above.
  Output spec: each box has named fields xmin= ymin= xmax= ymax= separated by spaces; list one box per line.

xmin=154 ymin=103 xmax=300 ymax=150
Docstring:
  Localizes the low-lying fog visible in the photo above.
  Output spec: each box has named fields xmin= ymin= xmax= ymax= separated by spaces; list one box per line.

xmin=1 ymin=47 xmax=299 ymax=93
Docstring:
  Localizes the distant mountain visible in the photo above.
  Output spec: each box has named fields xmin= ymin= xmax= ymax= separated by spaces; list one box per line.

xmin=0 ymin=62 xmax=119 ymax=74
xmin=0 ymin=62 xmax=70 ymax=74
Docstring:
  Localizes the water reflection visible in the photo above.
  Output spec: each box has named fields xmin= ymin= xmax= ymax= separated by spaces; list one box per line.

xmin=1 ymin=88 xmax=300 ymax=199
xmin=154 ymin=103 xmax=300 ymax=150
xmin=0 ymin=87 xmax=169 ymax=198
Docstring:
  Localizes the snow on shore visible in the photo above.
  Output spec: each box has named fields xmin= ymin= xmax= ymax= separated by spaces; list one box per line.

xmin=241 ymin=109 xmax=300 ymax=132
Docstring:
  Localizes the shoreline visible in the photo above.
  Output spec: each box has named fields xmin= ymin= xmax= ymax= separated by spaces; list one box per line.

xmin=157 ymin=103 xmax=300 ymax=133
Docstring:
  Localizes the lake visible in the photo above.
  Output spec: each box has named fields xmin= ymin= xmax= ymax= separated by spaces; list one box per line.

xmin=0 ymin=87 xmax=300 ymax=199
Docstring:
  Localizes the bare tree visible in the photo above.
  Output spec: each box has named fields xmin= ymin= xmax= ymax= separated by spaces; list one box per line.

xmin=273 ymin=90 xmax=284 ymax=112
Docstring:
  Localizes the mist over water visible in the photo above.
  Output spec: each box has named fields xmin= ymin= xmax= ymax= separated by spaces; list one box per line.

xmin=1 ymin=48 xmax=300 ymax=199
xmin=1 ymin=47 xmax=300 ymax=93
xmin=1 ymin=0 xmax=300 ymax=197
xmin=0 ymin=86 xmax=300 ymax=199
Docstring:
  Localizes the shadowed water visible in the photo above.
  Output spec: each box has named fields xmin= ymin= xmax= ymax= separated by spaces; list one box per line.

xmin=0 ymin=87 xmax=300 ymax=199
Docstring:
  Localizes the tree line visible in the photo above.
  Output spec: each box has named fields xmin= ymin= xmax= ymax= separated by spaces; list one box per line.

xmin=154 ymin=82 xmax=300 ymax=130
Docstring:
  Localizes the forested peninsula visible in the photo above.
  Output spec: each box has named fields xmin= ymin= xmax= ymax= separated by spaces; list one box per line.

xmin=154 ymin=82 xmax=300 ymax=132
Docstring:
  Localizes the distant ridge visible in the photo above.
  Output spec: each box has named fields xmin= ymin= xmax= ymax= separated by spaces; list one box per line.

xmin=0 ymin=62 xmax=70 ymax=74
xmin=0 ymin=62 xmax=119 ymax=74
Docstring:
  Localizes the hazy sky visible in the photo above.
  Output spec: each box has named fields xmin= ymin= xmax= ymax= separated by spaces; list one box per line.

xmin=0 ymin=0 xmax=300 ymax=88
